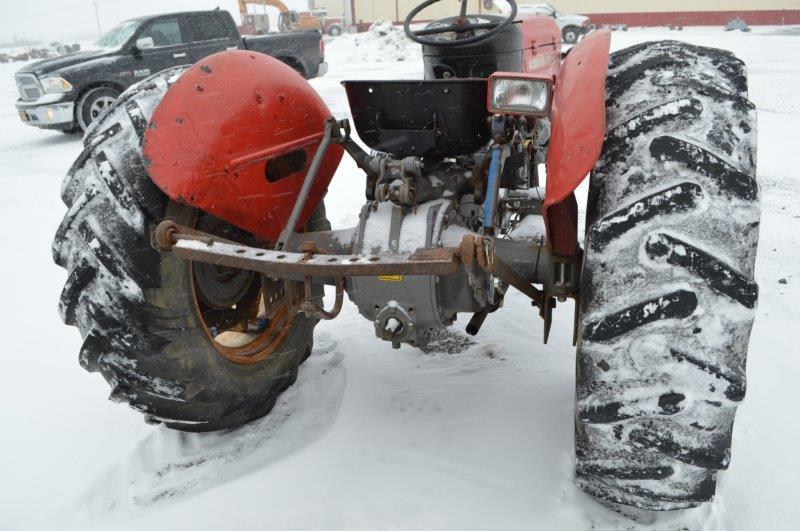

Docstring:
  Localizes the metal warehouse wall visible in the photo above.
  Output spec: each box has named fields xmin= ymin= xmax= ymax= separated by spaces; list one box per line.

xmin=316 ymin=0 xmax=800 ymax=26
xmin=315 ymin=0 xmax=493 ymax=23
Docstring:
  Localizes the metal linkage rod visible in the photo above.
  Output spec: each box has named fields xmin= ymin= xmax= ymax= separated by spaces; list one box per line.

xmin=276 ymin=118 xmax=335 ymax=251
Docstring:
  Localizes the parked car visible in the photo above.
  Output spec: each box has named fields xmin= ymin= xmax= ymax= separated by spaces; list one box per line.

xmin=14 ymin=9 xmax=327 ymax=133
xmin=49 ymin=41 xmax=81 ymax=55
xmin=517 ymin=3 xmax=590 ymax=43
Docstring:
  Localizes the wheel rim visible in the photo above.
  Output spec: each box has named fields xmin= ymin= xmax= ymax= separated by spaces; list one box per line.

xmin=565 ymin=30 xmax=577 ymax=42
xmin=189 ymin=214 xmax=300 ymax=365
xmin=89 ymin=95 xmax=116 ymax=121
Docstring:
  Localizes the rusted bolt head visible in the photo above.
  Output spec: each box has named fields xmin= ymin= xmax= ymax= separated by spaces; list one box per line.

xmin=154 ymin=220 xmax=179 ymax=250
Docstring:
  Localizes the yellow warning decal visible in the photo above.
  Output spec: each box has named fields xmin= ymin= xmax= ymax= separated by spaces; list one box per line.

xmin=378 ymin=275 xmax=403 ymax=282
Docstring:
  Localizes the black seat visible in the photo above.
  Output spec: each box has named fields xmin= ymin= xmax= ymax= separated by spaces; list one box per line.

xmin=342 ymin=79 xmax=490 ymax=157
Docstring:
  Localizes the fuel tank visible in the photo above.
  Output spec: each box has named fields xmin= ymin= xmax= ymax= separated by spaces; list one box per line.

xmin=143 ymin=50 xmax=343 ymax=242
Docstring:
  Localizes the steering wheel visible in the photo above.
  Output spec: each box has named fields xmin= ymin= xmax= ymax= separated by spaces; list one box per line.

xmin=404 ymin=0 xmax=518 ymax=47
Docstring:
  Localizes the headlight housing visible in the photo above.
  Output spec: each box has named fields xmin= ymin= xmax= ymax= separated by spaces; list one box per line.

xmin=487 ymin=75 xmax=552 ymax=116
xmin=39 ymin=76 xmax=73 ymax=94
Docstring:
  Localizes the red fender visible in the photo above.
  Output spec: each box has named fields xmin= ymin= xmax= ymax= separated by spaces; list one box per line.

xmin=543 ymin=29 xmax=611 ymax=256
xmin=518 ymin=14 xmax=562 ymax=73
xmin=143 ymin=50 xmax=343 ymax=242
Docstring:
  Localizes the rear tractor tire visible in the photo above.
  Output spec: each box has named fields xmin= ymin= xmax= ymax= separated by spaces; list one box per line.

xmin=52 ymin=67 xmax=326 ymax=432
xmin=575 ymin=41 xmax=759 ymax=511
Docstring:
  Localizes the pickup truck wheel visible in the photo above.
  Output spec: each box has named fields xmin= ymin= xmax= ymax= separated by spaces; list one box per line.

xmin=76 ymin=86 xmax=120 ymax=132
xmin=575 ymin=41 xmax=759 ymax=511
xmin=52 ymin=68 xmax=326 ymax=432
xmin=563 ymin=26 xmax=580 ymax=44
xmin=328 ymin=24 xmax=342 ymax=36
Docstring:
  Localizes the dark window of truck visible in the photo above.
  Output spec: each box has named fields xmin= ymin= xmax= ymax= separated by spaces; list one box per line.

xmin=189 ymin=13 xmax=234 ymax=42
xmin=140 ymin=18 xmax=184 ymax=47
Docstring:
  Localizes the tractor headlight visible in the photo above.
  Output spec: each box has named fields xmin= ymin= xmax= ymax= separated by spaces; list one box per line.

xmin=39 ymin=76 xmax=73 ymax=94
xmin=488 ymin=75 xmax=552 ymax=116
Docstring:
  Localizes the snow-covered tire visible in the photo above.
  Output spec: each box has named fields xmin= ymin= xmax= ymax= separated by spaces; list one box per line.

xmin=575 ymin=41 xmax=759 ymax=511
xmin=52 ymin=68 xmax=324 ymax=432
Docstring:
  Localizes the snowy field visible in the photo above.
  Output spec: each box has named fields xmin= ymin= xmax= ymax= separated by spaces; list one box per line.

xmin=0 ymin=25 xmax=798 ymax=530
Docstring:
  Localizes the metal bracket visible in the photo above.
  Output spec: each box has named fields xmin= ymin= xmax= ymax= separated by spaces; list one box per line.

xmin=300 ymin=276 xmax=344 ymax=320
xmin=460 ymin=234 xmax=544 ymax=306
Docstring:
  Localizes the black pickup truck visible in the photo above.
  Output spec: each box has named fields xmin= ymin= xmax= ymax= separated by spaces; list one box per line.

xmin=14 ymin=9 xmax=327 ymax=133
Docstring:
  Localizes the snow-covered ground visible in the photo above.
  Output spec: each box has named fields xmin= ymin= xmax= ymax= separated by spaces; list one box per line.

xmin=0 ymin=26 xmax=798 ymax=530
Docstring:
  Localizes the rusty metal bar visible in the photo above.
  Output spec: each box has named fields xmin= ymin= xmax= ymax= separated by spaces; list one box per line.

xmin=155 ymin=220 xmax=462 ymax=278
xmin=490 ymin=254 xmax=545 ymax=305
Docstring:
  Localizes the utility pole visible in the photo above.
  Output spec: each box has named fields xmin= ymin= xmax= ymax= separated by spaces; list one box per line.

xmin=93 ymin=1 xmax=102 ymax=37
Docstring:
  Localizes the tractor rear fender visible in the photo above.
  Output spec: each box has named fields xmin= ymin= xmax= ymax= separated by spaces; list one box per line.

xmin=543 ymin=29 xmax=611 ymax=256
xmin=143 ymin=50 xmax=343 ymax=242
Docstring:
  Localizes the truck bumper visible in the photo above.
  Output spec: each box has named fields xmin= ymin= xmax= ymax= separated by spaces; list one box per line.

xmin=15 ymin=96 xmax=75 ymax=130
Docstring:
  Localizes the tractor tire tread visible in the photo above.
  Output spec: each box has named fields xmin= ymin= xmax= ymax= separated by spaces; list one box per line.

xmin=52 ymin=68 xmax=323 ymax=432
xmin=575 ymin=40 xmax=759 ymax=510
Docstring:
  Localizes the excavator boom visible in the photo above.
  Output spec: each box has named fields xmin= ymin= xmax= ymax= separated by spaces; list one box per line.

xmin=237 ymin=0 xmax=289 ymax=16
xmin=237 ymin=0 xmax=324 ymax=33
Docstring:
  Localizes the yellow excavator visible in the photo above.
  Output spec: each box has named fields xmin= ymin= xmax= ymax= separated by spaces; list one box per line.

xmin=237 ymin=0 xmax=324 ymax=35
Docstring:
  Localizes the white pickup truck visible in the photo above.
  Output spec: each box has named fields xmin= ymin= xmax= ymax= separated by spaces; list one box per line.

xmin=517 ymin=3 xmax=591 ymax=43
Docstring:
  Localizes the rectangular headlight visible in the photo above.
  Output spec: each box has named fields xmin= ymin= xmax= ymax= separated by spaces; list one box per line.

xmin=488 ymin=76 xmax=552 ymax=116
xmin=39 ymin=76 xmax=73 ymax=94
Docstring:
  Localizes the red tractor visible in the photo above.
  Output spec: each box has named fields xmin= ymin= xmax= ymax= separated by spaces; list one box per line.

xmin=53 ymin=0 xmax=759 ymax=514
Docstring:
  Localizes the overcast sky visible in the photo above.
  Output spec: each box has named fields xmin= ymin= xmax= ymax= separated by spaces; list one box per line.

xmin=2 ymin=0 xmax=310 ymax=43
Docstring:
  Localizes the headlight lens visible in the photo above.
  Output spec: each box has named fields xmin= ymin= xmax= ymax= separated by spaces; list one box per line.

xmin=39 ymin=76 xmax=73 ymax=94
xmin=489 ymin=77 xmax=551 ymax=116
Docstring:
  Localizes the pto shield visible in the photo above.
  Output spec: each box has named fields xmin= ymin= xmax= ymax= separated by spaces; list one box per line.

xmin=143 ymin=50 xmax=343 ymax=242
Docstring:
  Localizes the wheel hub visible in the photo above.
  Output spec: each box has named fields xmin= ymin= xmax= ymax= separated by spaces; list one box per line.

xmin=190 ymin=214 xmax=298 ymax=365
xmin=89 ymin=96 xmax=115 ymax=120
xmin=193 ymin=261 xmax=254 ymax=309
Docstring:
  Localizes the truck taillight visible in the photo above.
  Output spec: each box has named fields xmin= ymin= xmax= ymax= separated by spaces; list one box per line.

xmin=319 ymin=38 xmax=325 ymax=60
xmin=487 ymin=74 xmax=552 ymax=117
